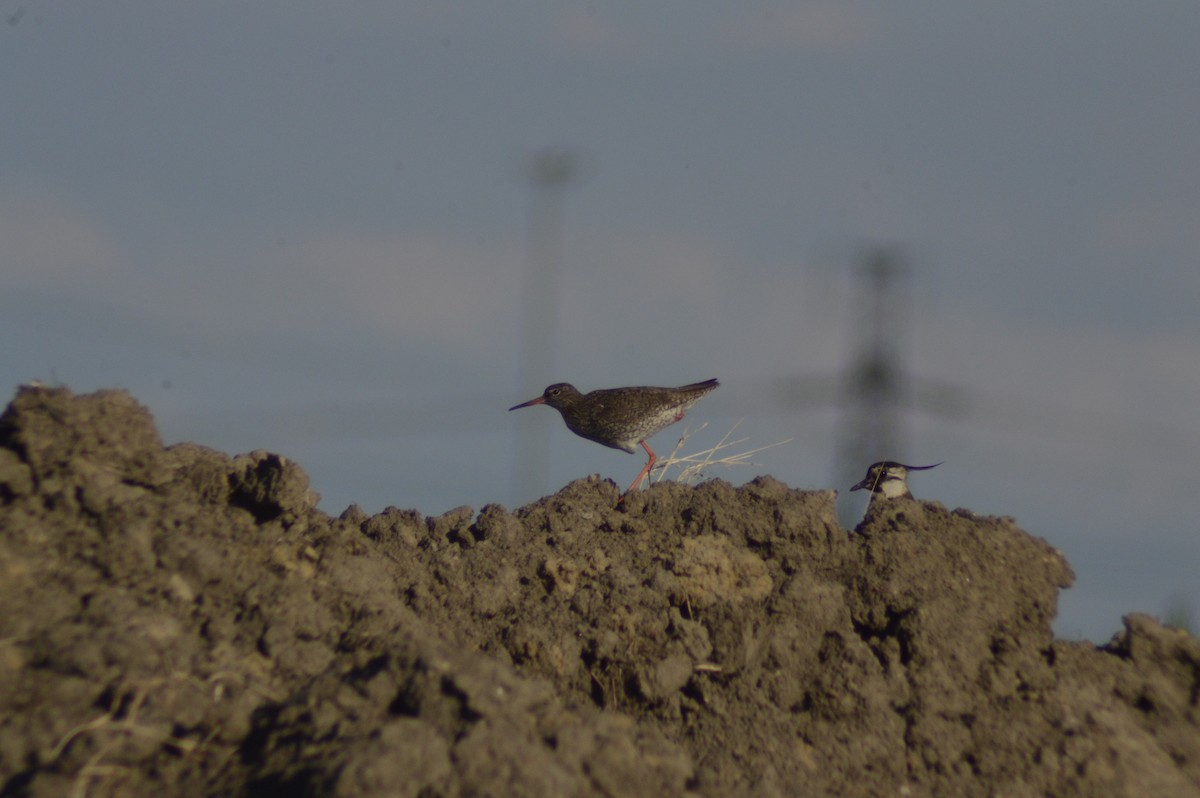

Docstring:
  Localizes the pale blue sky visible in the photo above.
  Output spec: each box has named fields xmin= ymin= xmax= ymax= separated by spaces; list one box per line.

xmin=4 ymin=1 xmax=1198 ymax=641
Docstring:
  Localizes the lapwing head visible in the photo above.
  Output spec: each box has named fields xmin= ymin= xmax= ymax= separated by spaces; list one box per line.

xmin=850 ymin=460 xmax=942 ymax=500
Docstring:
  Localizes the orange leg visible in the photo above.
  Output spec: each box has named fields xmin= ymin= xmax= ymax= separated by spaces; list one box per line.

xmin=618 ymin=440 xmax=657 ymax=503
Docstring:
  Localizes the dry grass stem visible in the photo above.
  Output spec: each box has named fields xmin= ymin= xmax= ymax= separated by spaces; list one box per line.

xmin=50 ymin=674 xmax=214 ymax=798
xmin=648 ymin=419 xmax=792 ymax=487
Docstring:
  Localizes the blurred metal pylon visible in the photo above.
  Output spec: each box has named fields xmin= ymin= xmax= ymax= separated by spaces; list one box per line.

xmin=513 ymin=147 xmax=579 ymax=503
xmin=836 ymin=250 xmax=908 ymax=510
xmin=775 ymin=247 xmax=967 ymax=527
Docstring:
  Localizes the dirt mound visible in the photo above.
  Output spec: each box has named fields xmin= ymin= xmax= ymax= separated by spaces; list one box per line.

xmin=1 ymin=387 xmax=1197 ymax=797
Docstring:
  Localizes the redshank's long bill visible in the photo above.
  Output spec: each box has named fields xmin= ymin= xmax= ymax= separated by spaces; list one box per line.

xmin=509 ymin=378 xmax=719 ymax=501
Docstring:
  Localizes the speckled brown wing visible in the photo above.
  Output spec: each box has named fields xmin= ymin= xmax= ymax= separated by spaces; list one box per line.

xmin=563 ymin=380 xmax=718 ymax=453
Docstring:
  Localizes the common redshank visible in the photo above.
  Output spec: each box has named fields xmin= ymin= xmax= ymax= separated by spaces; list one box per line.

xmin=509 ymin=378 xmax=719 ymax=500
xmin=850 ymin=460 xmax=942 ymax=501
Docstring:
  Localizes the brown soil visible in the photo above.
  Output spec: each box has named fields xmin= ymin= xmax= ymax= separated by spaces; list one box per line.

xmin=1 ymin=386 xmax=1198 ymax=797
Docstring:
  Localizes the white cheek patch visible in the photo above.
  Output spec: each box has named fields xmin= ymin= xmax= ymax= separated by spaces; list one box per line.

xmin=878 ymin=477 xmax=910 ymax=498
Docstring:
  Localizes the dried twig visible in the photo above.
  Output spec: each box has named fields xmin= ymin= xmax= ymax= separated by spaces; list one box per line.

xmin=647 ymin=419 xmax=792 ymax=487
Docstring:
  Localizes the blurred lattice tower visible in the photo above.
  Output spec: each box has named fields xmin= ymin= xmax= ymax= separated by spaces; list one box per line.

xmin=835 ymin=250 xmax=911 ymax=525
xmin=513 ymin=148 xmax=579 ymax=502
xmin=774 ymin=248 xmax=963 ymax=527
